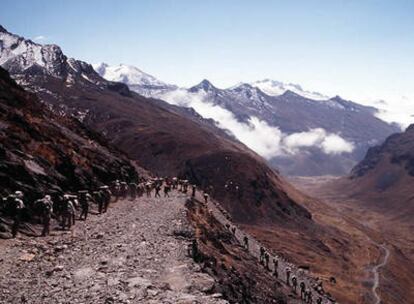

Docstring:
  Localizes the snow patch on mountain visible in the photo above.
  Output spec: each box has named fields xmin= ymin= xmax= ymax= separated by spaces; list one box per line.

xmin=251 ymin=79 xmax=330 ymax=100
xmin=93 ymin=63 xmax=177 ymax=97
xmin=92 ymin=63 xmax=165 ymax=86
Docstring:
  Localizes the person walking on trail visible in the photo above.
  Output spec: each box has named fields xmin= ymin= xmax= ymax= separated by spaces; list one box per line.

xmin=188 ymin=239 xmax=199 ymax=262
xmin=78 ymin=190 xmax=93 ymax=220
xmin=121 ymin=182 xmax=129 ymax=199
xmin=300 ymin=282 xmax=306 ymax=300
xmin=62 ymin=194 xmax=76 ymax=229
xmin=129 ymin=183 xmax=137 ymax=200
xmin=316 ymin=297 xmax=322 ymax=304
xmin=304 ymin=288 xmax=312 ymax=303
xmin=243 ymin=236 xmax=249 ymax=250
xmin=273 ymin=258 xmax=279 ymax=277
xmin=9 ymin=191 xmax=25 ymax=238
xmin=264 ymin=251 xmax=270 ymax=270
xmin=93 ymin=190 xmax=104 ymax=214
xmin=172 ymin=177 xmax=178 ymax=189
xmin=145 ymin=182 xmax=152 ymax=197
xmin=191 ymin=184 xmax=196 ymax=197
xmin=259 ymin=246 xmax=265 ymax=265
xmin=307 ymin=290 xmax=313 ymax=304
xmin=164 ymin=184 xmax=171 ymax=197
xmin=155 ymin=184 xmax=161 ymax=198
xmin=291 ymin=275 xmax=298 ymax=293
xmin=100 ymin=186 xmax=112 ymax=213
xmin=203 ymin=191 xmax=209 ymax=204
xmin=36 ymin=195 xmax=53 ymax=237
xmin=112 ymin=180 xmax=121 ymax=201
xmin=285 ymin=267 xmax=291 ymax=286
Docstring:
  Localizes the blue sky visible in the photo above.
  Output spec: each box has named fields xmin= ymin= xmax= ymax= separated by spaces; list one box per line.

xmin=1 ymin=0 xmax=414 ymax=120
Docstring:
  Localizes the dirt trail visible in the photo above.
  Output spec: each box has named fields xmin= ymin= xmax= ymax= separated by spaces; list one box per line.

xmin=0 ymin=192 xmax=227 ymax=304
xmin=371 ymin=243 xmax=390 ymax=304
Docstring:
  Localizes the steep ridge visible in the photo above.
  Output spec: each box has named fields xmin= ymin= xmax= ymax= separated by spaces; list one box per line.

xmin=0 ymin=67 xmax=137 ymax=201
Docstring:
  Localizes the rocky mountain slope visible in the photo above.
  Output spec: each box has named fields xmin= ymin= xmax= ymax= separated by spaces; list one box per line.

xmin=0 ymin=66 xmax=137 ymax=200
xmin=343 ymin=124 xmax=414 ymax=220
xmin=94 ymin=63 xmax=399 ymax=176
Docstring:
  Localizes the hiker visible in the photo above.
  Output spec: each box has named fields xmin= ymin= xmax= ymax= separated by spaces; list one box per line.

xmin=300 ymin=282 xmax=306 ymax=299
xmin=112 ymin=180 xmax=121 ymax=201
xmin=264 ymin=251 xmax=270 ymax=270
xmin=316 ymin=297 xmax=322 ymax=304
xmin=259 ymin=246 xmax=265 ymax=265
xmin=36 ymin=195 xmax=53 ymax=236
xmin=164 ymin=184 xmax=171 ymax=197
xmin=273 ymin=258 xmax=279 ymax=277
xmin=9 ymin=191 xmax=25 ymax=238
xmin=172 ymin=177 xmax=178 ymax=189
xmin=188 ymin=239 xmax=199 ymax=262
xmin=93 ymin=190 xmax=104 ymax=214
xmin=129 ymin=183 xmax=137 ymax=200
xmin=191 ymin=184 xmax=196 ymax=197
xmin=155 ymin=184 xmax=161 ymax=198
xmin=243 ymin=236 xmax=249 ymax=250
xmin=285 ymin=267 xmax=291 ymax=285
xmin=145 ymin=182 xmax=152 ymax=197
xmin=100 ymin=186 xmax=112 ymax=213
xmin=291 ymin=275 xmax=298 ymax=293
xmin=307 ymin=290 xmax=313 ymax=304
xmin=203 ymin=192 xmax=209 ymax=204
xmin=120 ymin=182 xmax=128 ymax=199
xmin=62 ymin=194 xmax=76 ymax=229
xmin=304 ymin=288 xmax=311 ymax=303
xmin=78 ymin=190 xmax=93 ymax=220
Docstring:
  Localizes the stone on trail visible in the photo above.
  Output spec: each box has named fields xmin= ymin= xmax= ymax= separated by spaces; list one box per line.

xmin=19 ymin=253 xmax=35 ymax=262
xmin=126 ymin=276 xmax=153 ymax=289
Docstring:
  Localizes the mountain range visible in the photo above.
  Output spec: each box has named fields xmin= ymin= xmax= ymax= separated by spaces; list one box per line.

xmin=94 ymin=62 xmax=400 ymax=176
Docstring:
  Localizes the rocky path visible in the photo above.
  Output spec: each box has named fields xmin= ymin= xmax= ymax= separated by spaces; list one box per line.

xmin=371 ymin=243 xmax=390 ymax=304
xmin=0 ymin=192 xmax=228 ymax=304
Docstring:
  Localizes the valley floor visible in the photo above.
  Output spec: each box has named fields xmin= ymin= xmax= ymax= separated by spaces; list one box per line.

xmin=289 ymin=176 xmax=414 ymax=304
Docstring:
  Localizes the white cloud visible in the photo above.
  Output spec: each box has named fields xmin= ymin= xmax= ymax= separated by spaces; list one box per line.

xmin=283 ymin=128 xmax=354 ymax=155
xmin=159 ymin=90 xmax=354 ymax=159
xmin=33 ymin=35 xmax=47 ymax=42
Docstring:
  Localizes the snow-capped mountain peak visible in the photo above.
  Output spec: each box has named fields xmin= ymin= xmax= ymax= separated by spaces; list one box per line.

xmin=92 ymin=63 xmax=167 ymax=87
xmin=93 ymin=63 xmax=177 ymax=97
xmin=189 ymin=79 xmax=218 ymax=93
xmin=251 ymin=79 xmax=329 ymax=101
xmin=0 ymin=25 xmax=103 ymax=83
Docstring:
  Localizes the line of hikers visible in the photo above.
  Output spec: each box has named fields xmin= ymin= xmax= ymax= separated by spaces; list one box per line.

xmin=0 ymin=176 xmax=207 ymax=239
xmin=241 ymin=229 xmax=332 ymax=303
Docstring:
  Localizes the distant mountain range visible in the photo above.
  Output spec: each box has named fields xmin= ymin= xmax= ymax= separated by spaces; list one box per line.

xmin=94 ymin=62 xmax=400 ymax=176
